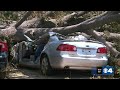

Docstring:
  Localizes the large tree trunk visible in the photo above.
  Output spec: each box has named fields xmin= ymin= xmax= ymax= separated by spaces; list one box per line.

xmin=95 ymin=31 xmax=120 ymax=41
xmin=18 ymin=17 xmax=39 ymax=28
xmin=86 ymin=30 xmax=120 ymax=57
xmin=1 ymin=11 xmax=120 ymax=38
xmin=18 ymin=11 xmax=56 ymax=28
xmin=0 ymin=25 xmax=7 ymax=29
xmin=18 ymin=11 xmax=88 ymax=28
xmin=7 ymin=11 xmax=88 ymax=39
xmin=20 ymin=11 xmax=120 ymax=39
xmin=0 ymin=11 xmax=32 ymax=38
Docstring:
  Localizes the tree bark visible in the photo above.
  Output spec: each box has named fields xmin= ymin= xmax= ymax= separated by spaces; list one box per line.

xmin=15 ymin=11 xmax=33 ymax=28
xmin=0 ymin=11 xmax=33 ymax=42
xmin=87 ymin=30 xmax=120 ymax=57
xmin=18 ymin=11 xmax=88 ymax=28
xmin=19 ymin=11 xmax=120 ymax=39
xmin=18 ymin=11 xmax=56 ymax=28
xmin=96 ymin=31 xmax=120 ymax=41
xmin=0 ymin=25 xmax=7 ymax=29
xmin=1 ymin=11 xmax=119 ymax=38
xmin=58 ymin=11 xmax=88 ymax=26
xmin=18 ymin=17 xmax=39 ymax=28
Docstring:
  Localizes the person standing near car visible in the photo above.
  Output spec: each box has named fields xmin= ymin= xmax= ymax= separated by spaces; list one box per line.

xmin=34 ymin=34 xmax=50 ymax=63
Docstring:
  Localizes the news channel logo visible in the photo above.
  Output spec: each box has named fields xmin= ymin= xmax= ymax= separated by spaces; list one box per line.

xmin=91 ymin=66 xmax=114 ymax=76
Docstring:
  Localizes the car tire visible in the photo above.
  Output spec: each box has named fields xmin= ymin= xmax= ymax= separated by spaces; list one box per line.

xmin=40 ymin=55 xmax=53 ymax=76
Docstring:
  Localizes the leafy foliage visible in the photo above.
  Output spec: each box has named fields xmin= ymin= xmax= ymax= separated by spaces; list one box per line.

xmin=100 ymin=22 xmax=120 ymax=33
xmin=0 ymin=11 xmax=25 ymax=24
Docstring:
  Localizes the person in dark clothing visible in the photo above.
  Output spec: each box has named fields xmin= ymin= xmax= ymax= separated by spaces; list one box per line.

xmin=34 ymin=44 xmax=45 ymax=60
xmin=34 ymin=34 xmax=50 ymax=63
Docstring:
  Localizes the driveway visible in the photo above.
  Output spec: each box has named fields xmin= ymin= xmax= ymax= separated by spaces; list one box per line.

xmin=7 ymin=66 xmax=92 ymax=79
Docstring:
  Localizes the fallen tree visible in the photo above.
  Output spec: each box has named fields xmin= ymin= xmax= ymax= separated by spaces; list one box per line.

xmin=0 ymin=11 xmax=33 ymax=41
xmin=21 ymin=11 xmax=120 ymax=37
xmin=17 ymin=11 xmax=88 ymax=28
xmin=95 ymin=31 xmax=120 ymax=41
xmin=58 ymin=11 xmax=88 ymax=26
xmin=17 ymin=12 xmax=119 ymax=37
xmin=15 ymin=11 xmax=33 ymax=28
xmin=22 ymin=11 xmax=120 ymax=57
xmin=0 ymin=11 xmax=91 ymax=38
xmin=86 ymin=30 xmax=120 ymax=57
xmin=18 ymin=11 xmax=56 ymax=28
xmin=1 ymin=11 xmax=120 ymax=57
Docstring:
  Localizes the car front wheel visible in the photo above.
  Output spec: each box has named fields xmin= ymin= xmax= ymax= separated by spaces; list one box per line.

xmin=40 ymin=55 xmax=53 ymax=76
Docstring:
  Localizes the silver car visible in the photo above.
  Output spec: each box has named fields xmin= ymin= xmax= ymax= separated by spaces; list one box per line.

xmin=39 ymin=32 xmax=108 ymax=75
xmin=14 ymin=32 xmax=108 ymax=76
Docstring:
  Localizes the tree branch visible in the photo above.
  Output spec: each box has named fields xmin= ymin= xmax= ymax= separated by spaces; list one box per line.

xmin=15 ymin=11 xmax=33 ymax=28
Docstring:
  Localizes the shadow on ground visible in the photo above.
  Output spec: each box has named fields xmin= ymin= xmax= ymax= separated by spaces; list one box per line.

xmin=7 ymin=66 xmax=92 ymax=79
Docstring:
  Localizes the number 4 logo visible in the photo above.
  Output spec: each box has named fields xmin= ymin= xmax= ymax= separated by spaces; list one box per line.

xmin=102 ymin=66 xmax=114 ymax=75
xmin=108 ymin=68 xmax=113 ymax=73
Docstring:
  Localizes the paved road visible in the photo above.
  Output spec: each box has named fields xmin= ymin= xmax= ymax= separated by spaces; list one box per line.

xmin=7 ymin=66 xmax=92 ymax=79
